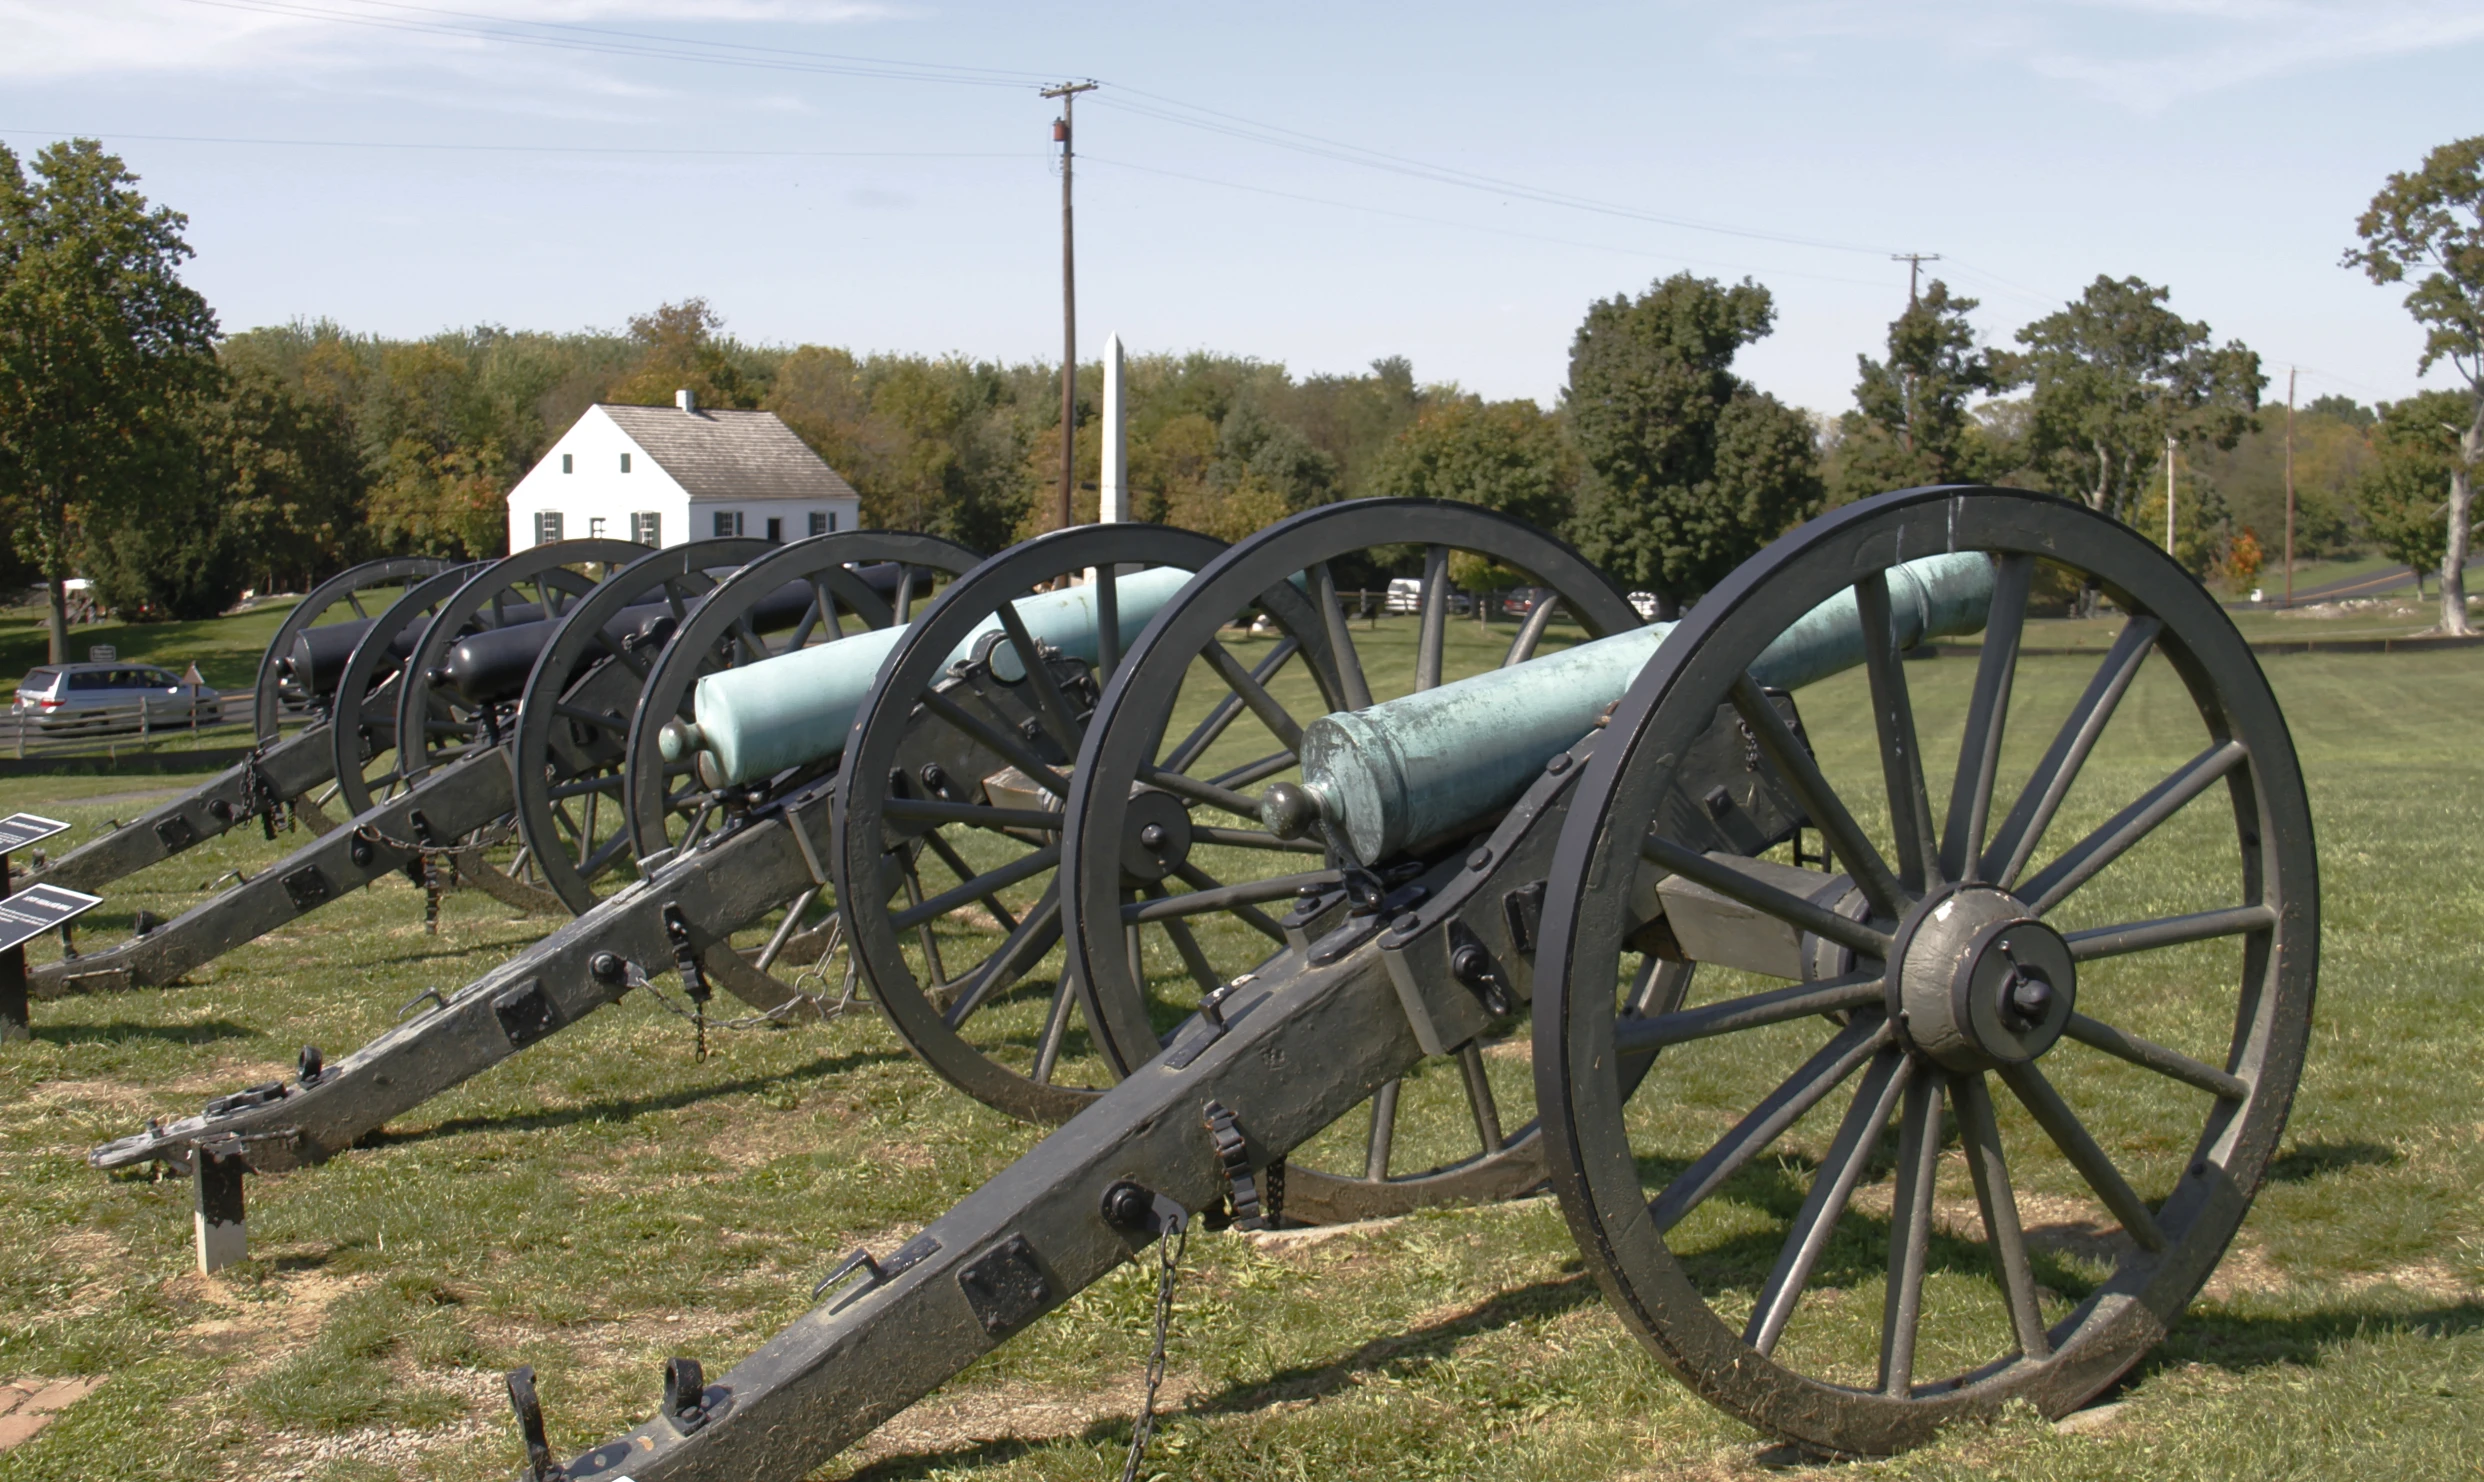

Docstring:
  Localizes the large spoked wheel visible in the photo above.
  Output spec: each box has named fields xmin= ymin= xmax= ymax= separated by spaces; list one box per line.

xmin=514 ymin=538 xmax=770 ymax=914
xmin=328 ymin=564 xmax=481 ymax=817
xmin=837 ymin=523 xmax=1227 ymax=1124
xmin=1536 ymin=485 xmax=2316 ymax=1454
xmin=392 ymin=539 xmax=649 ymax=913
xmin=1063 ymin=499 xmax=1643 ymax=1221
xmin=620 ymin=532 xmax=982 ymax=1010
xmin=256 ymin=555 xmax=449 ymax=831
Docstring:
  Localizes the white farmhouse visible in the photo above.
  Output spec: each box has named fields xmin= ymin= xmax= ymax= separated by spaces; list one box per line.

xmin=505 ymin=389 xmax=861 ymax=552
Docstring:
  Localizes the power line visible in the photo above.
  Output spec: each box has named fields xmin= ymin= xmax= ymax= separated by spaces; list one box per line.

xmin=0 ymin=127 xmax=1027 ymax=160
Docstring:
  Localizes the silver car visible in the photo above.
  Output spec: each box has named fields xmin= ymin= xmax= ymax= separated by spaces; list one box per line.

xmin=12 ymin=662 xmax=222 ymax=732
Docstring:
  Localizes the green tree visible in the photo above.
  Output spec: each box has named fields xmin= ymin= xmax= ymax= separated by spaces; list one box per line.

xmin=1837 ymin=279 xmax=1997 ymax=499
xmin=2356 ymin=391 xmax=2464 ymax=586
xmin=2000 ymin=275 xmax=2263 ymax=529
xmin=1366 ymin=394 xmax=1578 ymax=586
xmin=606 ymin=298 xmax=758 ymax=410
xmin=2346 ymin=135 xmax=2484 ymax=635
xmin=1562 ymin=273 xmax=1823 ymax=610
xmin=0 ymin=139 xmax=219 ymax=658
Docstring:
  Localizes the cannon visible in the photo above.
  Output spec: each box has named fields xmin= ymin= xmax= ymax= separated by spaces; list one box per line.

xmin=87 ymin=527 xmax=1246 ymax=1265
xmin=517 ymin=487 xmax=2312 ymax=1474
xmin=21 ymin=557 xmax=451 ymax=895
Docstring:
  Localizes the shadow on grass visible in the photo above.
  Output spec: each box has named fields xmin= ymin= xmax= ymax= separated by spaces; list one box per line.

xmin=2266 ymin=1140 xmax=2398 ymax=1181
xmin=2146 ymin=1296 xmax=2484 ymax=1375
xmin=32 ymin=1016 xmax=257 ymax=1047
xmin=842 ymin=1272 xmax=1604 ymax=1480
xmin=361 ymin=1044 xmax=911 ymax=1146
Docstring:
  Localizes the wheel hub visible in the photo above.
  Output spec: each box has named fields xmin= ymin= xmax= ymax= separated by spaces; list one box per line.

xmin=1118 ymin=788 xmax=1192 ymax=882
xmin=1892 ymin=885 xmax=2076 ymax=1071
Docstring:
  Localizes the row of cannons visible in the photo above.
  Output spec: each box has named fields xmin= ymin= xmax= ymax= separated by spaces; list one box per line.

xmin=22 ymin=488 xmax=2316 ymax=1471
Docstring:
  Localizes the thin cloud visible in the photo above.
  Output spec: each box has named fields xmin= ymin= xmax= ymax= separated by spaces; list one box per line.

xmin=1735 ymin=0 xmax=2484 ymax=110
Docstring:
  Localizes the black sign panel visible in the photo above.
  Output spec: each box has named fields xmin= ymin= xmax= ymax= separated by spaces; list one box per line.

xmin=0 ymin=813 xmax=69 ymax=854
xmin=0 ymin=883 xmax=102 ymax=952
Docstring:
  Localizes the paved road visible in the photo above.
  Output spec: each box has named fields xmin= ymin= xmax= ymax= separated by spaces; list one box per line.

xmin=2250 ymin=553 xmax=2484 ymax=607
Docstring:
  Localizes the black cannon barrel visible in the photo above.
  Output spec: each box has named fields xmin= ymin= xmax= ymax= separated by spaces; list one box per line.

xmin=279 ymin=618 xmax=378 ymax=697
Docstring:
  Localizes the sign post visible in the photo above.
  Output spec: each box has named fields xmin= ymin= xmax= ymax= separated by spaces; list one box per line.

xmin=0 ymin=814 xmax=86 ymax=1042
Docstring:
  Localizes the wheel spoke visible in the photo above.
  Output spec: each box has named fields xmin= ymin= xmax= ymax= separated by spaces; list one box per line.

xmin=1730 ymin=675 xmax=1907 ymax=920
xmin=1500 ymin=593 xmax=1563 ymax=667
xmin=1940 ymin=553 xmax=2034 ymax=883
xmin=1954 ymin=1073 xmax=2052 ymax=1361
xmin=1207 ymin=749 xmax=1298 ymax=793
xmin=944 ymin=887 xmax=1064 ymax=1028
xmin=1169 ymin=861 xmax=1288 ymax=944
xmin=1747 ymin=1048 xmax=1913 ymax=1356
xmin=1094 ymin=563 xmax=1121 ymax=680
xmin=545 ymin=773 xmax=625 ymax=802
xmin=1154 ymin=907 xmax=1225 ymax=998
xmin=1364 ymin=1078 xmax=1401 ymax=1180
xmin=2064 ymin=902 xmax=2275 ymax=962
xmin=1639 ymin=834 xmax=1894 ymax=961
xmin=1139 ymin=763 xmax=1264 ymax=822
xmin=2020 ymin=740 xmax=2247 ymax=916
xmin=344 ymin=592 xmax=369 ymax=618
xmin=1189 ymin=825 xmax=1326 ymax=855
xmin=888 ymin=843 xmax=1060 ymax=932
xmin=1650 ymin=1013 xmax=1892 ymax=1233
xmin=1161 ymin=638 xmax=1299 ymax=774
xmin=995 ymin=599 xmax=1086 ymax=754
xmin=883 ymin=797 xmax=1063 ymax=833
xmin=1311 ymin=562 xmax=1375 ymax=710
xmin=575 ymin=828 xmax=633 ymax=883
xmin=554 ymin=701 xmax=632 ymax=736
xmin=1200 ymin=640 xmax=1305 ymax=752
xmin=1456 ymin=1041 xmax=1505 ymax=1155
xmin=1998 ymin=1060 xmax=2167 ymax=1250
xmin=896 ymin=858 xmax=952 ymax=988
xmin=1029 ymin=972 xmax=1080 ymax=1084
xmin=2062 ymin=1013 xmax=2250 ymax=1100
xmin=1613 ymin=975 xmax=1884 ymax=1053
xmin=922 ymin=829 xmax=1018 ymax=933
xmin=1983 ymin=617 xmax=2161 ymax=888
xmin=1879 ymin=1069 xmax=1946 ymax=1396
xmin=1415 ymin=544 xmax=1450 ymax=691
xmin=1854 ymin=571 xmax=1939 ymax=893
xmin=1122 ymin=868 xmax=1336 ymax=924
xmin=919 ymin=688 xmax=1071 ymax=797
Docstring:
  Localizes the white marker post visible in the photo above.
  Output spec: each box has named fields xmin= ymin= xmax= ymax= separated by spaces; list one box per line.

xmin=1100 ymin=332 xmax=1127 ymax=525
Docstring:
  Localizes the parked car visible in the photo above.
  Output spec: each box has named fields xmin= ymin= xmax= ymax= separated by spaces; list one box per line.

xmin=12 ymin=663 xmax=221 ymax=732
xmin=1382 ymin=578 xmax=1473 ymax=615
xmin=1499 ymin=586 xmax=1555 ymax=617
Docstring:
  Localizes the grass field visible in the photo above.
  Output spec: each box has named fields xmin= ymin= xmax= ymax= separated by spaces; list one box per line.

xmin=0 ymin=615 xmax=2478 ymax=1481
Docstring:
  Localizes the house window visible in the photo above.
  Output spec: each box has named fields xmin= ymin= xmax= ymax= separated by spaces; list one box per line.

xmin=631 ymin=511 xmax=661 ymax=547
xmin=808 ymin=511 xmax=829 ymax=537
xmin=764 ymin=516 xmax=782 ymax=544
xmin=713 ymin=510 xmax=744 ymax=538
xmin=620 ymin=452 xmax=632 ymax=473
xmin=561 ymin=453 xmax=573 ymax=474
xmin=534 ymin=511 xmax=564 ymax=545
xmin=588 ymin=516 xmax=607 ymax=539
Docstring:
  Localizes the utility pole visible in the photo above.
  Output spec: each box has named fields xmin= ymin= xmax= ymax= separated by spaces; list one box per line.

xmin=2283 ymin=366 xmax=2297 ymax=607
xmin=1891 ymin=252 xmax=1941 ymax=308
xmin=1043 ymin=80 xmax=1097 ymax=532
xmin=1890 ymin=254 xmax=1940 ymax=455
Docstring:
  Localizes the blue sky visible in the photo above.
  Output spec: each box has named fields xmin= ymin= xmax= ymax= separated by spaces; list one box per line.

xmin=7 ymin=1 xmax=2481 ymax=415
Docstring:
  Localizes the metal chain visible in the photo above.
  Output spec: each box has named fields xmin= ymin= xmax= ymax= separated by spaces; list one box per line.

xmin=350 ymin=821 xmax=467 ymax=863
xmin=1119 ymin=1214 xmax=1188 ymax=1482
xmin=622 ymin=948 xmax=867 ymax=1038
xmin=236 ymin=745 xmax=284 ymax=840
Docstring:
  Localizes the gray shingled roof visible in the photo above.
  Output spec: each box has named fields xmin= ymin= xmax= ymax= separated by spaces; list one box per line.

xmin=597 ymin=404 xmax=859 ymax=503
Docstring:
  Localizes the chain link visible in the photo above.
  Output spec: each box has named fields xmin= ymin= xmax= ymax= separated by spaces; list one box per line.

xmin=621 ymin=938 xmax=868 ymax=1039
xmin=1119 ymin=1214 xmax=1188 ymax=1482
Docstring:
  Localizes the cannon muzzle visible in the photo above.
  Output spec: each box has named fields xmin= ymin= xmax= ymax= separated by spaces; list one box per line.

xmin=683 ymin=565 xmax=1201 ymax=786
xmin=1275 ymin=552 xmax=1994 ymax=863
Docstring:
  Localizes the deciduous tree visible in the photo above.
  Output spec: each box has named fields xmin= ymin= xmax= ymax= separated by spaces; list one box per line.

xmin=0 ymin=139 xmax=219 ymax=658
xmin=1563 ymin=273 xmax=1822 ymax=609
xmin=1999 ymin=276 xmax=2262 ymax=530
xmin=2346 ymin=135 xmax=2484 ymax=635
xmin=2356 ymin=390 xmax=2464 ymax=589
xmin=1837 ymin=279 xmax=1996 ymax=499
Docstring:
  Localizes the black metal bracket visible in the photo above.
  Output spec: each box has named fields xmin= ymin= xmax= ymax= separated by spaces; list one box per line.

xmin=813 ymin=1231 xmax=942 ymax=1310
xmin=661 ymin=1356 xmax=708 ymax=1435
xmin=507 ymin=1366 xmax=566 ymax=1482
xmin=1201 ymin=1100 xmax=1267 ymax=1230
xmin=661 ymin=903 xmax=710 ymax=1007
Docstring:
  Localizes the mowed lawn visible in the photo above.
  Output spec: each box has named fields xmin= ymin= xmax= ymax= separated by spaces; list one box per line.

xmin=0 ymin=624 xmax=2477 ymax=1482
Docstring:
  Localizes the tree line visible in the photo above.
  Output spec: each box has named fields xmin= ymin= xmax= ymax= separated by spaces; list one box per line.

xmin=4 ymin=132 xmax=2481 ymax=660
